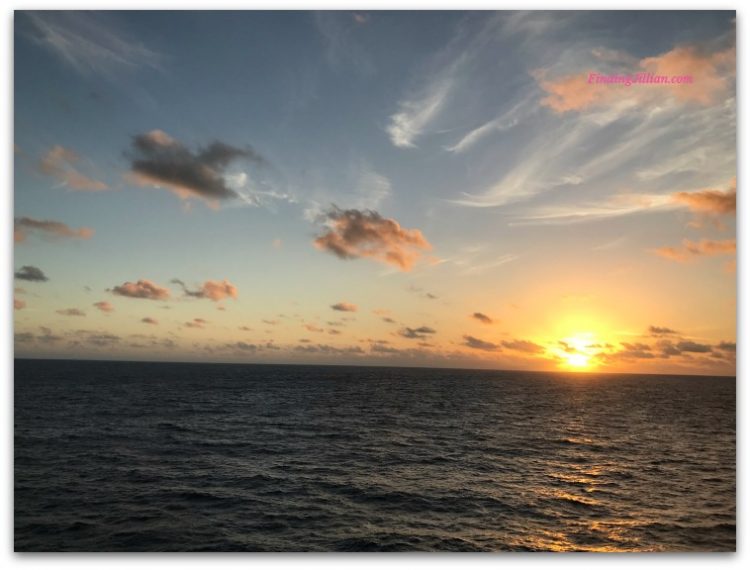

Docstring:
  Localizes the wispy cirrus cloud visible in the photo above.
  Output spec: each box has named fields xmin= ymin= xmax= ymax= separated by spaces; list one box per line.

xmin=450 ymin=25 xmax=735 ymax=215
xmin=314 ymin=207 xmax=431 ymax=271
xmin=14 ymin=217 xmax=94 ymax=243
xmin=22 ymin=11 xmax=161 ymax=77
xmin=38 ymin=145 xmax=108 ymax=191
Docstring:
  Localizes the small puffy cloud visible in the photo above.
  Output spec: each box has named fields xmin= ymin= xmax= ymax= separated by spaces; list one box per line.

xmin=463 ymin=335 xmax=500 ymax=351
xmin=111 ymin=279 xmax=171 ymax=300
xmin=127 ymin=130 xmax=264 ymax=206
xmin=15 ymin=265 xmax=49 ymax=282
xmin=172 ymin=279 xmax=238 ymax=302
xmin=653 ymin=239 xmax=736 ymax=262
xmin=471 ymin=312 xmax=494 ymax=325
xmin=14 ymin=217 xmax=94 ymax=243
xmin=57 ymin=308 xmax=86 ymax=317
xmin=141 ymin=317 xmax=158 ymax=325
xmin=38 ymin=145 xmax=108 ymax=191
xmin=331 ymin=301 xmax=357 ymax=312
xmin=304 ymin=323 xmax=324 ymax=333
xmin=14 ymin=298 xmax=26 ymax=310
xmin=93 ymin=301 xmax=114 ymax=313
xmin=672 ymin=179 xmax=736 ymax=215
xmin=314 ymin=207 xmax=431 ymax=271
xmin=399 ymin=326 xmax=436 ymax=340
xmin=649 ymin=325 xmax=678 ymax=336
xmin=185 ymin=318 xmax=207 ymax=329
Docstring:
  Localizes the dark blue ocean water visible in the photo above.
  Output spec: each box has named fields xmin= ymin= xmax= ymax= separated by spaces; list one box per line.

xmin=14 ymin=359 xmax=735 ymax=551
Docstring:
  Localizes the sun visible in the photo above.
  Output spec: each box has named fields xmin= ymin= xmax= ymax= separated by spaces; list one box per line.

xmin=556 ymin=332 xmax=599 ymax=370
xmin=565 ymin=353 xmax=591 ymax=368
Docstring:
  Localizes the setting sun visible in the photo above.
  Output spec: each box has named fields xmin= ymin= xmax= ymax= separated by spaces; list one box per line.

xmin=565 ymin=353 xmax=591 ymax=368
xmin=556 ymin=333 xmax=600 ymax=370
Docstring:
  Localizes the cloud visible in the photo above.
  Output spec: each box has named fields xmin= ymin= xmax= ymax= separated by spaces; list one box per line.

xmin=717 ymin=341 xmax=736 ymax=352
xmin=127 ymin=130 xmax=265 ymax=206
xmin=672 ymin=178 xmax=736 ymax=215
xmin=314 ymin=207 xmax=431 ymax=271
xmin=501 ymin=339 xmax=545 ymax=354
xmin=15 ymin=266 xmax=49 ymax=282
xmin=14 ymin=298 xmax=26 ymax=310
xmin=649 ymin=325 xmax=678 ymax=336
xmin=293 ymin=343 xmax=365 ymax=355
xmin=399 ymin=326 xmax=436 ymax=340
xmin=387 ymin=78 xmax=452 ymax=148
xmin=38 ymin=145 xmax=108 ymax=191
xmin=22 ymin=11 xmax=161 ymax=77
xmin=93 ymin=301 xmax=114 ymax=313
xmin=675 ymin=340 xmax=712 ymax=354
xmin=304 ymin=323 xmax=324 ymax=333
xmin=537 ymin=42 xmax=735 ymax=113
xmin=314 ymin=12 xmax=374 ymax=75
xmin=15 ymin=326 xmax=64 ymax=345
xmin=111 ymin=279 xmax=171 ymax=300
xmin=185 ymin=318 xmax=207 ymax=329
xmin=141 ymin=317 xmax=158 ymax=325
xmin=471 ymin=312 xmax=493 ymax=325
xmin=57 ymin=308 xmax=86 ymax=317
xmin=463 ymin=335 xmax=500 ymax=351
xmin=172 ymin=278 xmax=239 ymax=302
xmin=14 ymin=217 xmax=94 ymax=243
xmin=652 ymin=239 xmax=736 ymax=262
xmin=331 ymin=301 xmax=357 ymax=312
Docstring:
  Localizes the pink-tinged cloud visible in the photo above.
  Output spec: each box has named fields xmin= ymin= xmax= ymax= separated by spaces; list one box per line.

xmin=14 ymin=298 xmax=26 ymax=310
xmin=304 ymin=323 xmax=324 ymax=333
xmin=537 ymin=42 xmax=734 ymax=113
xmin=314 ymin=207 xmax=431 ymax=271
xmin=111 ymin=279 xmax=171 ymax=301
xmin=38 ymin=145 xmax=108 ymax=191
xmin=14 ymin=217 xmax=94 ymax=243
xmin=141 ymin=317 xmax=158 ymax=325
xmin=185 ymin=318 xmax=207 ymax=328
xmin=672 ymin=178 xmax=736 ymax=215
xmin=331 ymin=301 xmax=357 ymax=312
xmin=653 ymin=238 xmax=736 ymax=262
xmin=57 ymin=308 xmax=86 ymax=317
xmin=93 ymin=301 xmax=114 ymax=313
xmin=172 ymin=278 xmax=238 ymax=302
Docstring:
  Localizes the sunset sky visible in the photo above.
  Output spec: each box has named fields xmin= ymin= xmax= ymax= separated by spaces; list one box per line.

xmin=13 ymin=10 xmax=736 ymax=374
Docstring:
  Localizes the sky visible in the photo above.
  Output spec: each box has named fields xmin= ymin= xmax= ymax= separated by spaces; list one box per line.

xmin=12 ymin=10 xmax=736 ymax=374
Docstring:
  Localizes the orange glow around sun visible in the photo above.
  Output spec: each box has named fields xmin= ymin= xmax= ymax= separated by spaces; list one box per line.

xmin=556 ymin=333 xmax=600 ymax=370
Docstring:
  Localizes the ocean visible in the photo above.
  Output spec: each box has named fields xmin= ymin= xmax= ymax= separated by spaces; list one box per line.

xmin=14 ymin=358 xmax=736 ymax=552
